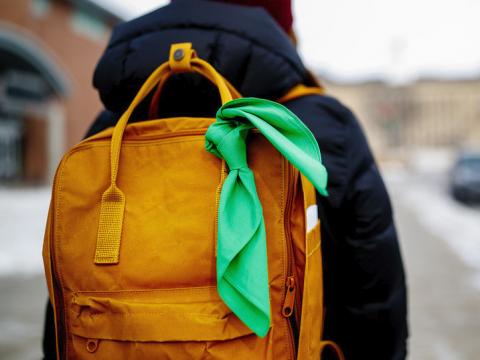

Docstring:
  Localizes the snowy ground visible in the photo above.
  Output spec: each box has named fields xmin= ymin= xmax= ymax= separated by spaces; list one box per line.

xmin=0 ymin=187 xmax=51 ymax=276
xmin=384 ymin=150 xmax=480 ymax=290
xmin=398 ymin=180 xmax=480 ymax=290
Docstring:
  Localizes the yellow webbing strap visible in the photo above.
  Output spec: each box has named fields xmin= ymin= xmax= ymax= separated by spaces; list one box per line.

xmin=297 ymin=175 xmax=345 ymax=359
xmin=95 ymin=185 xmax=125 ymax=264
xmin=95 ymin=43 xmax=235 ymax=265
xmin=277 ymin=84 xmax=325 ymax=104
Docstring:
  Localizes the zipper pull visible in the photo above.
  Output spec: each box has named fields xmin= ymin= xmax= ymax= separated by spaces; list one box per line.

xmin=282 ymin=276 xmax=296 ymax=317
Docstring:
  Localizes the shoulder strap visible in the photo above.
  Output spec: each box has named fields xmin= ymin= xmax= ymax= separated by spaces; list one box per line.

xmin=277 ymin=84 xmax=325 ymax=104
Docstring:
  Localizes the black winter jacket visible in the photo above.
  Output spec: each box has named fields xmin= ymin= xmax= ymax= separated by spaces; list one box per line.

xmin=44 ymin=1 xmax=408 ymax=359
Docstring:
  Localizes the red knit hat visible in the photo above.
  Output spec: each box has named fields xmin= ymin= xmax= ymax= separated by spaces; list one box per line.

xmin=210 ymin=0 xmax=293 ymax=33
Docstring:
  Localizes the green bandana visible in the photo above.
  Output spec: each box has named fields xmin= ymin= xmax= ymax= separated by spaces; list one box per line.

xmin=205 ymin=97 xmax=328 ymax=337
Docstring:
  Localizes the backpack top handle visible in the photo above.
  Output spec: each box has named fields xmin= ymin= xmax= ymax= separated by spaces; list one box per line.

xmin=94 ymin=43 xmax=236 ymax=265
xmin=148 ymin=43 xmax=242 ymax=119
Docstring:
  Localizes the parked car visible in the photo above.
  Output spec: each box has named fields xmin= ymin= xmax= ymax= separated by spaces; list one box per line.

xmin=450 ymin=151 xmax=480 ymax=203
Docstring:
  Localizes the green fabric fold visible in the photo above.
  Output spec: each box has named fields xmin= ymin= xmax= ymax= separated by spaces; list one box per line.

xmin=205 ymin=97 xmax=328 ymax=337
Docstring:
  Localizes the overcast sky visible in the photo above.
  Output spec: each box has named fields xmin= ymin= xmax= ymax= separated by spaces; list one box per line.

xmin=96 ymin=0 xmax=480 ymax=83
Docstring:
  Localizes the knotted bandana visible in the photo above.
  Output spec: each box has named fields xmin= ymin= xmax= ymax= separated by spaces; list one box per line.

xmin=205 ymin=97 xmax=328 ymax=337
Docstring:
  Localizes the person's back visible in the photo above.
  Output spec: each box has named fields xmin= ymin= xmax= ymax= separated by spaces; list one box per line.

xmin=43 ymin=1 xmax=408 ymax=359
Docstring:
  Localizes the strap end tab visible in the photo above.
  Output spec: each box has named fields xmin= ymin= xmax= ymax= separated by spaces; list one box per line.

xmin=94 ymin=185 xmax=125 ymax=265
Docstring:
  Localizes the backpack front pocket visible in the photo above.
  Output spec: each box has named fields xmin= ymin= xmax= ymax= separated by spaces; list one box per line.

xmin=67 ymin=286 xmax=267 ymax=359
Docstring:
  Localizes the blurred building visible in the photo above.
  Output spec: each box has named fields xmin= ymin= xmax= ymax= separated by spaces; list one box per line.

xmin=0 ymin=0 xmax=120 ymax=183
xmin=326 ymin=78 xmax=480 ymax=161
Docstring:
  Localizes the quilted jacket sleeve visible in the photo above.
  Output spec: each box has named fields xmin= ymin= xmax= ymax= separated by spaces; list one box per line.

xmin=335 ymin=109 xmax=408 ymax=360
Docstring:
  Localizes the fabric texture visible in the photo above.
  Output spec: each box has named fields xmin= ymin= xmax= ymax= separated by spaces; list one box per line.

xmin=44 ymin=1 xmax=408 ymax=359
xmin=205 ymin=97 xmax=328 ymax=336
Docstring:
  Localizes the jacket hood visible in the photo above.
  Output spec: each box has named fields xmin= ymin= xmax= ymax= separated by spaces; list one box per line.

xmin=93 ymin=0 xmax=309 ymax=114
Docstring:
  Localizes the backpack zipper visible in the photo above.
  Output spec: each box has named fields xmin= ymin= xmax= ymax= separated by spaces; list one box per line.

xmin=282 ymin=276 xmax=297 ymax=318
xmin=79 ymin=128 xmax=208 ymax=146
xmin=282 ymin=161 xmax=299 ymax=358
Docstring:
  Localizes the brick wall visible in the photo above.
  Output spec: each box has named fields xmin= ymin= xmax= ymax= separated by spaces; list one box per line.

xmin=0 ymin=0 xmax=111 ymax=147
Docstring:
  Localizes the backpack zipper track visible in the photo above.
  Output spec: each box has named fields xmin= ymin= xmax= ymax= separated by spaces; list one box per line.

xmin=283 ymin=161 xmax=300 ymax=358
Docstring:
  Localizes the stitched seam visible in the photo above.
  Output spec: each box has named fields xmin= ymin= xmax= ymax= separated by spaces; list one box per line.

xmin=54 ymin=156 xmax=69 ymax=357
xmin=75 ymin=312 xmax=226 ymax=317
xmin=74 ymin=286 xmax=218 ymax=295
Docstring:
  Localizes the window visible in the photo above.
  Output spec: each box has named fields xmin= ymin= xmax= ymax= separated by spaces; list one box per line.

xmin=70 ymin=9 xmax=107 ymax=42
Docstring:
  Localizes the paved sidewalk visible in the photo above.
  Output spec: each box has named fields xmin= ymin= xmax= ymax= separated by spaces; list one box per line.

xmin=395 ymin=202 xmax=480 ymax=360
xmin=0 ymin=275 xmax=47 ymax=360
xmin=387 ymin=167 xmax=480 ymax=360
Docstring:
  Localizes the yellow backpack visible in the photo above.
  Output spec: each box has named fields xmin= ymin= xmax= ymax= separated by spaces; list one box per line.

xmin=42 ymin=43 xmax=343 ymax=360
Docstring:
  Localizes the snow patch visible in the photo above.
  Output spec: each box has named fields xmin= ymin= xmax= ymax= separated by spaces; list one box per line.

xmin=0 ymin=187 xmax=51 ymax=276
xmin=0 ymin=320 xmax=40 ymax=344
xmin=384 ymin=162 xmax=480 ymax=289
xmin=407 ymin=147 xmax=455 ymax=174
xmin=402 ymin=184 xmax=480 ymax=270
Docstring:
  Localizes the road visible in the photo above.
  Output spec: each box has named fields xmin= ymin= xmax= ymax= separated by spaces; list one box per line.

xmin=1 ymin=166 xmax=480 ymax=359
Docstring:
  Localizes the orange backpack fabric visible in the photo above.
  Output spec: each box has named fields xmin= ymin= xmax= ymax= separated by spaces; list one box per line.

xmin=42 ymin=43 xmax=343 ymax=359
